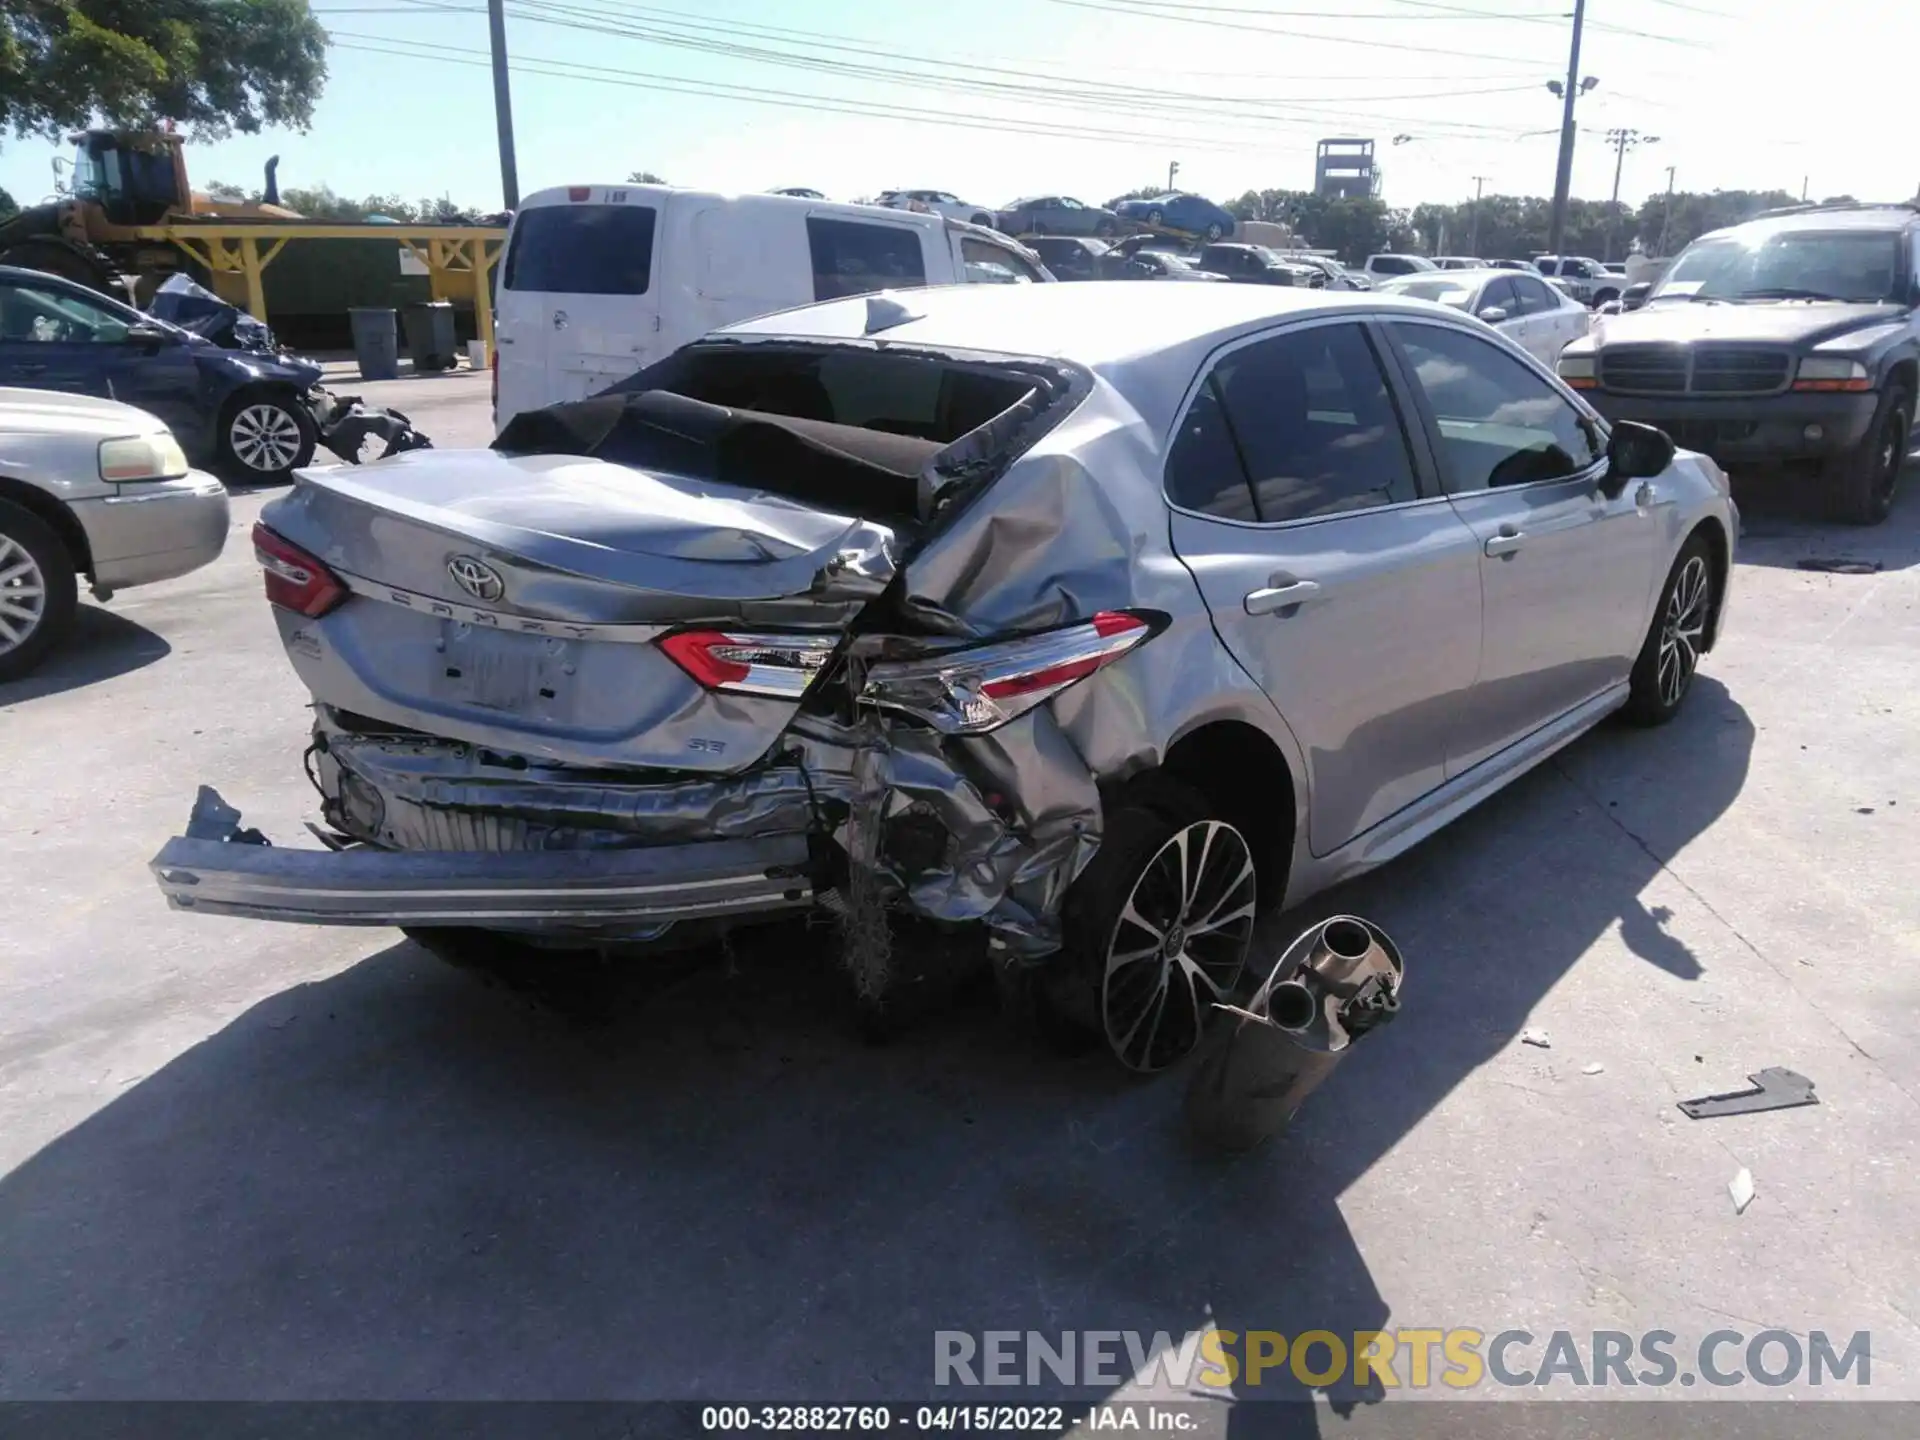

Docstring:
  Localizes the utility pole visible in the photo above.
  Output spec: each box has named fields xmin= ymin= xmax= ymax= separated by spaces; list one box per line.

xmin=1168 ymin=160 xmax=1180 ymax=192
xmin=1547 ymin=0 xmax=1587 ymax=257
xmin=1801 ymin=175 xmax=1809 ymax=203
xmin=1467 ymin=175 xmax=1487 ymax=257
xmin=1604 ymin=128 xmax=1658 ymax=261
xmin=488 ymin=0 xmax=520 ymax=210
xmin=1656 ymin=164 xmax=1676 ymax=255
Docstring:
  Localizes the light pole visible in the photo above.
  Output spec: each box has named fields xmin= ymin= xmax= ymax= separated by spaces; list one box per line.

xmin=1604 ymin=129 xmax=1659 ymax=260
xmin=1168 ymin=160 xmax=1180 ymax=192
xmin=1546 ymin=0 xmax=1593 ymax=257
xmin=1468 ymin=174 xmax=1488 ymax=257
xmin=1656 ymin=164 xmax=1677 ymax=255
xmin=487 ymin=0 xmax=519 ymax=209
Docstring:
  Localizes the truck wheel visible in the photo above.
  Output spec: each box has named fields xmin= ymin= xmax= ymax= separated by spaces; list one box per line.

xmin=1825 ymin=383 xmax=1911 ymax=526
xmin=0 ymin=499 xmax=78 ymax=683
xmin=218 ymin=391 xmax=317 ymax=483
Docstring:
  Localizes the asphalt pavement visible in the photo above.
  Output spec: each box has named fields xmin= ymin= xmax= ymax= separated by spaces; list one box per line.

xmin=1 ymin=374 xmax=1916 ymax=1425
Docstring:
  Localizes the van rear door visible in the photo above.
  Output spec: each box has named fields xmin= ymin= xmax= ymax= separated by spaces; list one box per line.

xmin=495 ymin=187 xmax=662 ymax=429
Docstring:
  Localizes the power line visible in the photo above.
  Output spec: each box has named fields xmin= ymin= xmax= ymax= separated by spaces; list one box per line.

xmin=493 ymin=0 xmax=1541 ymax=133
xmin=1114 ymin=0 xmax=1707 ymax=44
xmin=329 ymin=34 xmax=1505 ymax=155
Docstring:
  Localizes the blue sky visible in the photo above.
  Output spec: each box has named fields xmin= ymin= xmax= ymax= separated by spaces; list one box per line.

xmin=0 ymin=0 xmax=1901 ymax=217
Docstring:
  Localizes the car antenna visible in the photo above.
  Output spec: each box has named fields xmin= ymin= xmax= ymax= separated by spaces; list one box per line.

xmin=863 ymin=292 xmax=924 ymax=335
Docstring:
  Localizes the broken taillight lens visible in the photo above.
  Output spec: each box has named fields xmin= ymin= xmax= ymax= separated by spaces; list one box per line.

xmin=859 ymin=611 xmax=1158 ymax=735
xmin=252 ymin=522 xmax=347 ymax=618
xmin=659 ymin=630 xmax=841 ymax=699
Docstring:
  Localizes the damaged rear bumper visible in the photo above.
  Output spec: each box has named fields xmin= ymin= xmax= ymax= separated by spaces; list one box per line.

xmin=150 ymin=787 xmax=816 ymax=929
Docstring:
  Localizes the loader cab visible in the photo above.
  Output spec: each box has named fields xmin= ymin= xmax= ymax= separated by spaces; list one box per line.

xmin=68 ymin=131 xmax=187 ymax=227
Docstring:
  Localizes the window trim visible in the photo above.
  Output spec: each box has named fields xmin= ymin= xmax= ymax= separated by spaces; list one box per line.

xmin=1374 ymin=315 xmax=1612 ymax=498
xmin=1160 ymin=312 xmax=1450 ymax=531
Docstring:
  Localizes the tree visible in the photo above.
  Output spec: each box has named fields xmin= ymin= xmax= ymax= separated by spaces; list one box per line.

xmin=1 ymin=0 xmax=326 ymax=143
xmin=627 ymin=170 xmax=666 ymax=185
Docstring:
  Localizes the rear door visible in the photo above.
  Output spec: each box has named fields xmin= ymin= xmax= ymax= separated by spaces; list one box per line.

xmin=494 ymin=188 xmax=661 ymax=427
xmin=1510 ymin=273 xmax=1584 ymax=363
xmin=1165 ymin=317 xmax=1485 ymax=856
xmin=1381 ymin=317 xmax=1660 ymax=773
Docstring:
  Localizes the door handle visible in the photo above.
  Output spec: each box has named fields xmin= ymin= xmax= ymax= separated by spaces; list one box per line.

xmin=1244 ymin=578 xmax=1324 ymax=615
xmin=1484 ymin=526 xmax=1525 ymax=558
xmin=13 ymin=363 xmax=45 ymax=377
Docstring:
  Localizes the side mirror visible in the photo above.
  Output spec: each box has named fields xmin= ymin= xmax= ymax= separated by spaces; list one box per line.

xmin=1600 ymin=420 xmax=1675 ymax=495
xmin=124 ymin=322 xmax=173 ymax=347
xmin=1477 ymin=305 xmax=1509 ymax=323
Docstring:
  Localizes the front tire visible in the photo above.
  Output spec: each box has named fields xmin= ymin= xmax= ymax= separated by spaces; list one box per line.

xmin=1045 ymin=778 xmax=1257 ymax=1073
xmin=1147 ymin=208 xmax=1165 ymax=227
xmin=1095 ymin=218 xmax=1117 ymax=237
xmin=1204 ymin=222 xmax=1225 ymax=242
xmin=218 ymin=391 xmax=317 ymax=483
xmin=1622 ymin=534 xmax=1716 ymax=727
xmin=0 ymin=499 xmax=78 ymax=683
xmin=1824 ymin=382 xmax=1911 ymax=526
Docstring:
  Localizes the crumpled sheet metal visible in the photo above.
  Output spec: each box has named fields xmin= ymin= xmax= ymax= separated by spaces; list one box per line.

xmin=313 ymin=695 xmax=1105 ymax=955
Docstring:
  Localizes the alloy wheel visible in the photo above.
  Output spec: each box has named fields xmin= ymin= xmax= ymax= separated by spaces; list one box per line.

xmin=0 ymin=532 xmax=48 ymax=657
xmin=230 ymin=403 xmax=304 ymax=473
xmin=1102 ymin=819 xmax=1256 ymax=1072
xmin=1656 ymin=554 xmax=1711 ymax=709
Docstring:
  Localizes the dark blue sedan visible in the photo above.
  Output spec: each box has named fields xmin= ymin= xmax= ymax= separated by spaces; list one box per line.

xmin=1112 ymin=193 xmax=1238 ymax=242
xmin=0 ymin=265 xmax=326 ymax=481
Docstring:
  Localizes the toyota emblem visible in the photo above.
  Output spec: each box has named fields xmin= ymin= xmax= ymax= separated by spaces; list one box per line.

xmin=447 ymin=555 xmax=505 ymax=602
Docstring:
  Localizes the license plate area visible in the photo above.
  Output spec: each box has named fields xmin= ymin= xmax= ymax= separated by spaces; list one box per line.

xmin=433 ymin=622 xmax=581 ymax=715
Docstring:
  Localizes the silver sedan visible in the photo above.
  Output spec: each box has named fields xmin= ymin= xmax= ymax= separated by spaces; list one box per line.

xmin=153 ymin=284 xmax=1734 ymax=1073
xmin=0 ymin=388 xmax=229 ymax=679
xmin=1376 ymin=266 xmax=1593 ymax=366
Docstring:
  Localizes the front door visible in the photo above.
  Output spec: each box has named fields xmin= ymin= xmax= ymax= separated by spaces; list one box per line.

xmin=0 ymin=275 xmax=205 ymax=445
xmin=1381 ymin=317 xmax=1662 ymax=775
xmin=1165 ymin=317 xmax=1485 ymax=856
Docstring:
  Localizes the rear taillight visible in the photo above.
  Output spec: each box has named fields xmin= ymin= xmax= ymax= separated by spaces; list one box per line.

xmin=659 ymin=630 xmax=840 ymax=698
xmin=859 ymin=611 xmax=1157 ymax=735
xmin=252 ymin=522 xmax=346 ymax=618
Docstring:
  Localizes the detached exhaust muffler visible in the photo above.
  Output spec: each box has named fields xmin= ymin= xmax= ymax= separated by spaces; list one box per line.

xmin=1183 ymin=915 xmax=1405 ymax=1153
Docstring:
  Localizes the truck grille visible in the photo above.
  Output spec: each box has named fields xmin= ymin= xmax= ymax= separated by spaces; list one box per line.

xmin=1692 ymin=348 xmax=1791 ymax=395
xmin=1600 ymin=344 xmax=1791 ymax=397
xmin=1599 ymin=345 xmax=1688 ymax=394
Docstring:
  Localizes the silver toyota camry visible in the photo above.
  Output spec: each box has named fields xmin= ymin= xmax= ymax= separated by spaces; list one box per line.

xmin=152 ymin=283 xmax=1736 ymax=1072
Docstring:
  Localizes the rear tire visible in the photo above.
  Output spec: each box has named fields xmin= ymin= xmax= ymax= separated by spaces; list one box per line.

xmin=1095 ymin=218 xmax=1117 ymax=237
xmin=1622 ymin=533 xmax=1716 ymax=727
xmin=1204 ymin=222 xmax=1225 ymax=242
xmin=1824 ymin=382 xmax=1911 ymax=526
xmin=1033 ymin=776 xmax=1257 ymax=1073
xmin=0 ymin=499 xmax=78 ymax=683
xmin=1147 ymin=208 xmax=1165 ymax=227
xmin=218 ymin=390 xmax=317 ymax=483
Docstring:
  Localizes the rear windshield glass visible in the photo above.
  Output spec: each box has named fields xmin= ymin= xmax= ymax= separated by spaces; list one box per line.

xmin=503 ymin=203 xmax=657 ymax=294
xmin=1390 ymin=280 xmax=1473 ymax=306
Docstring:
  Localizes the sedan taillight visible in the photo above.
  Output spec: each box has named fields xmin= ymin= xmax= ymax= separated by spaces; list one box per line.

xmin=859 ymin=611 xmax=1158 ymax=735
xmin=252 ymin=522 xmax=347 ymax=618
xmin=658 ymin=630 xmax=841 ymax=698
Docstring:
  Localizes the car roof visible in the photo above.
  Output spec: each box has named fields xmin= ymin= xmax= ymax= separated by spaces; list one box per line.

xmin=1701 ymin=205 xmax=1917 ymax=242
xmin=715 ymin=282 xmax=1454 ymax=433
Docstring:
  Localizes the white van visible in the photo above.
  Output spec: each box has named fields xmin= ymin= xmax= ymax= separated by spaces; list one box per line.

xmin=492 ymin=184 xmax=1054 ymax=429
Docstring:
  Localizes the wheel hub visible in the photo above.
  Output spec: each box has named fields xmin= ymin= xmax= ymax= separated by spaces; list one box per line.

xmin=232 ymin=403 xmax=303 ymax=472
xmin=0 ymin=533 xmax=48 ymax=656
xmin=1656 ymin=554 xmax=1709 ymax=709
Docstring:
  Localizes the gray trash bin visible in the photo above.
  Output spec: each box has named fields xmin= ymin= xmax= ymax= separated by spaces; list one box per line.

xmin=348 ymin=307 xmax=400 ymax=381
xmin=402 ymin=300 xmax=458 ymax=373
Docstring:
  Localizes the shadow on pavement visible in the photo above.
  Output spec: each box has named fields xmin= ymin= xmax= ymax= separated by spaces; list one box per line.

xmin=1730 ymin=455 xmax=1920 ymax=571
xmin=0 ymin=603 xmax=171 ymax=704
xmin=0 ymin=681 xmax=1752 ymax=1418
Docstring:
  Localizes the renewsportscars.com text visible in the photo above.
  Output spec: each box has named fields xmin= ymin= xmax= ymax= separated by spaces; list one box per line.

xmin=934 ymin=1328 xmax=1871 ymax=1391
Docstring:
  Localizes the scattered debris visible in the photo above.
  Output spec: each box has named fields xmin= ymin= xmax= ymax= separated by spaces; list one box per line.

xmin=1581 ymin=1062 xmax=1605 ymax=1075
xmin=1679 ymin=1067 xmax=1818 ymax=1119
xmin=1185 ymin=915 xmax=1404 ymax=1154
xmin=1856 ymin=806 xmax=1876 ymax=815
xmin=1729 ymin=1167 xmax=1755 ymax=1215
xmin=1520 ymin=1028 xmax=1552 ymax=1049
xmin=1795 ymin=559 xmax=1882 ymax=575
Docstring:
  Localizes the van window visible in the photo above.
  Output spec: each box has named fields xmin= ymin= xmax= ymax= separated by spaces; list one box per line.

xmin=503 ymin=203 xmax=656 ymax=294
xmin=961 ymin=237 xmax=1042 ymax=283
xmin=807 ymin=218 xmax=928 ymax=300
